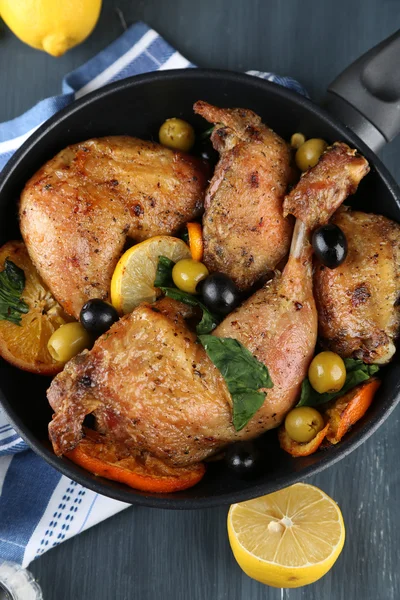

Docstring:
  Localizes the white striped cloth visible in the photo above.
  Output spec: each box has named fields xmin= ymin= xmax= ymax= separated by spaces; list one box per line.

xmin=0 ymin=22 xmax=306 ymax=567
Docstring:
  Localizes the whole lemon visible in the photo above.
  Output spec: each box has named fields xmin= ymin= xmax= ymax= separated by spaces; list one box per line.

xmin=0 ymin=0 xmax=102 ymax=56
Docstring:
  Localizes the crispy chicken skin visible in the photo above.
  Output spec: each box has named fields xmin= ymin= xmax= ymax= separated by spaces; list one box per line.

xmin=314 ymin=209 xmax=400 ymax=364
xmin=48 ymin=144 xmax=369 ymax=466
xmin=217 ymin=144 xmax=368 ymax=436
xmin=20 ymin=136 xmax=208 ymax=318
xmin=214 ymin=221 xmax=317 ymax=433
xmin=193 ymin=101 xmax=294 ymax=290
xmin=283 ymin=142 xmax=370 ymax=229
xmin=48 ymin=299 xmax=237 ymax=465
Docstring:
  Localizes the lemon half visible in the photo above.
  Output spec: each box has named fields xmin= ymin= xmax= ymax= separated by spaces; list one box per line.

xmin=228 ymin=483 xmax=345 ymax=588
xmin=0 ymin=0 xmax=102 ymax=56
xmin=111 ymin=236 xmax=191 ymax=314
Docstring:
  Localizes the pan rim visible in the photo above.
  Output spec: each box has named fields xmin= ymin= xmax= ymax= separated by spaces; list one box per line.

xmin=1 ymin=68 xmax=399 ymax=508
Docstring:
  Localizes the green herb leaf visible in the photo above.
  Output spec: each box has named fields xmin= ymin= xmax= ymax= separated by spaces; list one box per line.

xmin=231 ymin=391 xmax=266 ymax=432
xmin=154 ymin=256 xmax=175 ymax=288
xmin=0 ymin=259 xmax=29 ymax=325
xmin=199 ymin=126 xmax=215 ymax=140
xmin=297 ymin=358 xmax=379 ymax=407
xmin=179 ymin=228 xmax=189 ymax=244
xmin=160 ymin=287 xmax=219 ymax=334
xmin=196 ymin=305 xmax=219 ymax=335
xmin=199 ymin=335 xmax=273 ymax=431
xmin=155 ymin=256 xmax=219 ymax=334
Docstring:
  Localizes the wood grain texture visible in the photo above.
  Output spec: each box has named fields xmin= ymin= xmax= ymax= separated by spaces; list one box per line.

xmin=0 ymin=0 xmax=399 ymax=598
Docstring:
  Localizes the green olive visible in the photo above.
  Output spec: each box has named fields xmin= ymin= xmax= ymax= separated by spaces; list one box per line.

xmin=159 ymin=118 xmax=195 ymax=152
xmin=172 ymin=259 xmax=209 ymax=294
xmin=295 ymin=138 xmax=328 ymax=171
xmin=290 ymin=132 xmax=306 ymax=149
xmin=285 ymin=407 xmax=325 ymax=443
xmin=47 ymin=322 xmax=91 ymax=363
xmin=308 ymin=351 xmax=346 ymax=394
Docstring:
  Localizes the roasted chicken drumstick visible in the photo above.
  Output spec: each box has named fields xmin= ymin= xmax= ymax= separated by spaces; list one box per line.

xmin=217 ymin=143 xmax=369 ymax=436
xmin=193 ymin=101 xmax=294 ymax=290
xmin=48 ymin=143 xmax=369 ymax=466
xmin=20 ymin=136 xmax=208 ymax=318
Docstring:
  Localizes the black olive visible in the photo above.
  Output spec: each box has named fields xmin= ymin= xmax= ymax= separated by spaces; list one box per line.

xmin=312 ymin=224 xmax=348 ymax=269
xmin=225 ymin=442 xmax=262 ymax=479
xmin=199 ymin=145 xmax=219 ymax=166
xmin=197 ymin=273 xmax=241 ymax=315
xmin=192 ymin=134 xmax=219 ymax=167
xmin=80 ymin=299 xmax=119 ymax=337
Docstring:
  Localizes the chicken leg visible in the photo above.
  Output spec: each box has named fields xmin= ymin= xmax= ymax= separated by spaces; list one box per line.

xmin=193 ymin=101 xmax=294 ymax=290
xmin=216 ymin=143 xmax=369 ymax=436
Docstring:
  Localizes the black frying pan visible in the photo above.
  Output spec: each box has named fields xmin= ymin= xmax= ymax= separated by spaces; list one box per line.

xmin=1 ymin=31 xmax=400 ymax=509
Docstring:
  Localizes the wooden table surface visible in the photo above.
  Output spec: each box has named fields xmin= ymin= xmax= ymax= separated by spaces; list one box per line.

xmin=1 ymin=1 xmax=400 ymax=598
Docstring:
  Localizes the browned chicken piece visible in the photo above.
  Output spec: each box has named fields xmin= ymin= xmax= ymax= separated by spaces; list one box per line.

xmin=314 ymin=209 xmax=400 ymax=364
xmin=193 ymin=101 xmax=294 ymax=290
xmin=48 ymin=299 xmax=237 ymax=465
xmin=47 ymin=145 xmax=369 ymax=466
xmin=20 ymin=136 xmax=208 ymax=319
xmin=217 ymin=144 xmax=369 ymax=433
xmin=283 ymin=142 xmax=370 ymax=229
xmin=214 ymin=219 xmax=317 ymax=434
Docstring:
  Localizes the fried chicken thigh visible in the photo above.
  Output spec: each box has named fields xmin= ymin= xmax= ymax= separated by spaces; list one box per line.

xmin=47 ymin=143 xmax=369 ymax=466
xmin=314 ymin=209 xmax=400 ymax=364
xmin=49 ymin=299 xmax=237 ymax=465
xmin=193 ymin=101 xmax=294 ymax=290
xmin=20 ymin=136 xmax=208 ymax=318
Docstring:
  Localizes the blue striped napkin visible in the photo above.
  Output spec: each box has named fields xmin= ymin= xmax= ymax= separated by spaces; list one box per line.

xmin=0 ymin=22 xmax=306 ymax=567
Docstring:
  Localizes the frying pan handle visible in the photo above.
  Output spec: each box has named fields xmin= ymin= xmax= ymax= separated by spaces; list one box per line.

xmin=325 ymin=29 xmax=400 ymax=153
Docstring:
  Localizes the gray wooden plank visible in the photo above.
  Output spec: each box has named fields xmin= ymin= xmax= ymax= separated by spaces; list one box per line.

xmin=0 ymin=0 xmax=399 ymax=598
xmin=28 ymin=412 xmax=400 ymax=600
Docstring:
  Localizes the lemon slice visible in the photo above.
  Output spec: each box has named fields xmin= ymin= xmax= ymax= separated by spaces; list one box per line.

xmin=228 ymin=483 xmax=345 ymax=588
xmin=111 ymin=236 xmax=191 ymax=314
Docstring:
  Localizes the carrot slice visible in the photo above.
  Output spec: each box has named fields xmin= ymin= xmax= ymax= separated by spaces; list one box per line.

xmin=187 ymin=222 xmax=204 ymax=261
xmin=66 ymin=429 xmax=205 ymax=493
xmin=278 ymin=424 xmax=329 ymax=457
xmin=325 ymin=378 xmax=381 ymax=444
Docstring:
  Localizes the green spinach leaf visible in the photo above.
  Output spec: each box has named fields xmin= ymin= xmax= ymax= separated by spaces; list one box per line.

xmin=155 ymin=256 xmax=219 ymax=334
xmin=0 ymin=259 xmax=29 ymax=325
xmin=297 ymin=358 xmax=379 ymax=407
xmin=199 ymin=126 xmax=215 ymax=140
xmin=159 ymin=287 xmax=219 ymax=334
xmin=199 ymin=335 xmax=273 ymax=431
xmin=154 ymin=256 xmax=175 ymax=288
xmin=179 ymin=228 xmax=189 ymax=244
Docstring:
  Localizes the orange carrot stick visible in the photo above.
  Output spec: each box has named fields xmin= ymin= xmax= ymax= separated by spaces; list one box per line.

xmin=187 ymin=222 xmax=204 ymax=261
